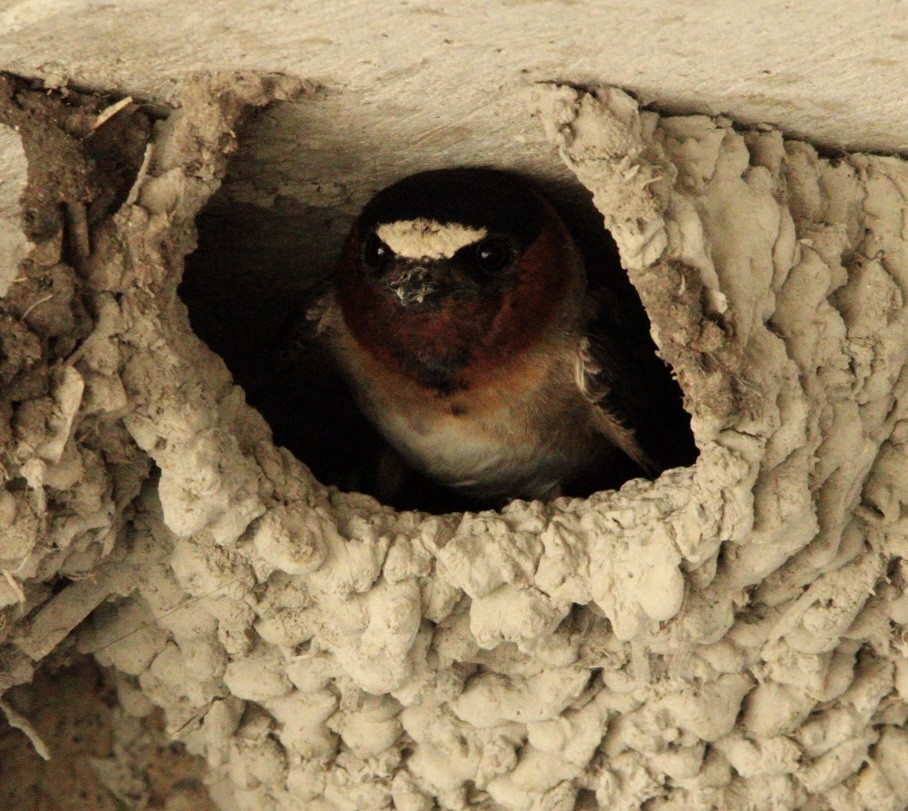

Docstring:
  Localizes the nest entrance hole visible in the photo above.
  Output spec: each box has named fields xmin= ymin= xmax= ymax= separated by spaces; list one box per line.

xmin=180 ymin=109 xmax=697 ymax=513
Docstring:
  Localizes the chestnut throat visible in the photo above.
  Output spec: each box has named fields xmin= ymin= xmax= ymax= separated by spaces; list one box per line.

xmin=342 ymin=288 xmax=501 ymax=393
xmin=339 ymin=282 xmax=565 ymax=395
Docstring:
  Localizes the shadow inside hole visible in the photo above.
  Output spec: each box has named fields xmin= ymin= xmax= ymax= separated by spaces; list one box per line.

xmin=181 ymin=168 xmax=697 ymax=514
xmin=180 ymin=197 xmax=475 ymax=513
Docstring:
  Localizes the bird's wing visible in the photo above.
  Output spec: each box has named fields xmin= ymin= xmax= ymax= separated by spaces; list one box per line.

xmin=575 ymin=282 xmax=697 ymax=478
xmin=574 ymin=331 xmax=660 ymax=477
xmin=268 ymin=287 xmax=335 ymax=374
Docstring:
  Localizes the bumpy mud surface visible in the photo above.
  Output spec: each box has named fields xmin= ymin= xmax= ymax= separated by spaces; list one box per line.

xmin=2 ymin=70 xmax=908 ymax=811
xmin=0 ymin=656 xmax=215 ymax=810
xmin=0 ymin=74 xmax=215 ymax=809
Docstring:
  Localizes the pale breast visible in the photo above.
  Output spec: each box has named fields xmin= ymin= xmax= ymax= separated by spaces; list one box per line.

xmin=326 ymin=296 xmax=609 ymax=500
xmin=349 ymin=350 xmax=605 ymax=500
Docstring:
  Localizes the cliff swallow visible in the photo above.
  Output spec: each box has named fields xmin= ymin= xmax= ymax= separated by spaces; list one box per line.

xmin=287 ymin=168 xmax=695 ymax=504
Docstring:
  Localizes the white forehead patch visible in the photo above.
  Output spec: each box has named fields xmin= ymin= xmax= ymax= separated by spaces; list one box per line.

xmin=376 ymin=219 xmax=488 ymax=260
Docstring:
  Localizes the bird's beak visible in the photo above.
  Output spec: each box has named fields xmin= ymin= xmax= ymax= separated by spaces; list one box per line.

xmin=381 ymin=262 xmax=445 ymax=308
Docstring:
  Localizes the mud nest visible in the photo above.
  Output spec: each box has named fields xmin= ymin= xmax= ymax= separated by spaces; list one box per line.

xmin=2 ymin=71 xmax=908 ymax=811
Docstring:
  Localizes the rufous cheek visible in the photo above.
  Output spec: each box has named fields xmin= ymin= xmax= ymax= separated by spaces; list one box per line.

xmin=488 ymin=214 xmax=578 ymax=355
xmin=337 ymin=224 xmax=389 ymax=338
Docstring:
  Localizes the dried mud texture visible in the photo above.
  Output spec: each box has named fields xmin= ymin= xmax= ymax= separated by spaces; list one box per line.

xmin=0 ymin=656 xmax=216 ymax=810
xmin=1 ymin=73 xmax=908 ymax=811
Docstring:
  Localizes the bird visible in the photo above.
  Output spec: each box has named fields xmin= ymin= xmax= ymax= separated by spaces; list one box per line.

xmin=274 ymin=168 xmax=696 ymax=507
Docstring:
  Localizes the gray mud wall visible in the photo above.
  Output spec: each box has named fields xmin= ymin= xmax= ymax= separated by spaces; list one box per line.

xmin=2 ymin=60 xmax=908 ymax=811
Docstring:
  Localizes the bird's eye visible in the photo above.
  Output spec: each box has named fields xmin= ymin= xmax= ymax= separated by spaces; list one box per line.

xmin=474 ymin=236 xmax=515 ymax=273
xmin=362 ymin=232 xmax=392 ymax=272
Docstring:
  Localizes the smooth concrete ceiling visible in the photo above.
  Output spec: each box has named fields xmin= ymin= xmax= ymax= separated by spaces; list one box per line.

xmin=0 ymin=0 xmax=906 ymax=155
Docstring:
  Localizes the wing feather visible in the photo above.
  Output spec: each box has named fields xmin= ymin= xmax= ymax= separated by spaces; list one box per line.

xmin=575 ymin=282 xmax=697 ymax=477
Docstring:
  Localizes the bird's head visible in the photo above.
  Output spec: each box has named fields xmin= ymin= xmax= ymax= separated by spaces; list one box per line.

xmin=336 ymin=168 xmax=585 ymax=392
